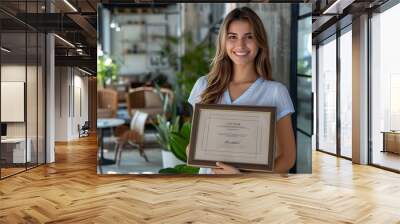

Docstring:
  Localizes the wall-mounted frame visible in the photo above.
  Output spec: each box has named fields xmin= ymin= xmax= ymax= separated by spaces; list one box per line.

xmin=1 ymin=81 xmax=25 ymax=122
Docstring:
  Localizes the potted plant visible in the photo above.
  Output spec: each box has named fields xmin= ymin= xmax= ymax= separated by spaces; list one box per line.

xmin=153 ymin=84 xmax=185 ymax=168
xmin=152 ymin=84 xmax=199 ymax=173
xmin=160 ymin=32 xmax=214 ymax=117
xmin=158 ymin=121 xmax=199 ymax=174
xmin=97 ymin=55 xmax=119 ymax=88
xmin=154 ymin=114 xmax=185 ymax=168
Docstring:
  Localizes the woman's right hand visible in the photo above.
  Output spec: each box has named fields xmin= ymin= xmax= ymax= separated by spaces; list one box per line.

xmin=211 ymin=162 xmax=241 ymax=174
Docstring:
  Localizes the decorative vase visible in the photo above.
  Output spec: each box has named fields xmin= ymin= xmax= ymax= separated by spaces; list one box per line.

xmin=161 ymin=150 xmax=184 ymax=168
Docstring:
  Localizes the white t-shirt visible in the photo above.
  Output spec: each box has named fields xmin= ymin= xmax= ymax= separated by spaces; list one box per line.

xmin=188 ymin=75 xmax=295 ymax=174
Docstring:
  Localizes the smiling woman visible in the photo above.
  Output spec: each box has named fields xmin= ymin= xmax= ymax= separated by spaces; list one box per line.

xmin=226 ymin=20 xmax=259 ymax=67
xmin=187 ymin=7 xmax=296 ymax=174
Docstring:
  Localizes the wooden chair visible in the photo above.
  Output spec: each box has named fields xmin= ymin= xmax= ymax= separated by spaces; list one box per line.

xmin=114 ymin=111 xmax=149 ymax=165
xmin=126 ymin=86 xmax=174 ymax=120
xmin=97 ymin=88 xmax=118 ymax=118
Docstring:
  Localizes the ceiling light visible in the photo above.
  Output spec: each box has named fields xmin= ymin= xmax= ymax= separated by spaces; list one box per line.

xmin=54 ymin=34 xmax=75 ymax=48
xmin=63 ymin=0 xmax=78 ymax=12
xmin=110 ymin=22 xmax=116 ymax=29
xmin=322 ymin=0 xmax=354 ymax=15
xmin=78 ymin=67 xmax=92 ymax=76
xmin=323 ymin=0 xmax=341 ymax=14
xmin=115 ymin=26 xmax=121 ymax=32
xmin=1 ymin=47 xmax=11 ymax=53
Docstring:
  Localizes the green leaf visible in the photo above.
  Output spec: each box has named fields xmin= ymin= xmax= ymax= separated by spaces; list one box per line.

xmin=181 ymin=122 xmax=191 ymax=140
xmin=169 ymin=132 xmax=188 ymax=162
xmin=171 ymin=116 xmax=180 ymax=133
xmin=158 ymin=168 xmax=179 ymax=174
xmin=152 ymin=114 xmax=170 ymax=150
xmin=159 ymin=164 xmax=199 ymax=174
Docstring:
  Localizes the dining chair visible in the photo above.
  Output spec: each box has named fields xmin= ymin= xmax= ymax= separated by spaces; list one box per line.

xmin=126 ymin=86 xmax=174 ymax=120
xmin=114 ymin=111 xmax=149 ymax=165
xmin=97 ymin=88 xmax=118 ymax=118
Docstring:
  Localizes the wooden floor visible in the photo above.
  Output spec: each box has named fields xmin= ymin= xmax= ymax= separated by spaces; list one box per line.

xmin=372 ymin=150 xmax=400 ymax=171
xmin=1 ymin=136 xmax=400 ymax=223
xmin=1 ymin=167 xmax=26 ymax=178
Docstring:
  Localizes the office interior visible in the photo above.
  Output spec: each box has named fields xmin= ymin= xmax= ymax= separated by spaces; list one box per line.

xmin=97 ymin=2 xmax=312 ymax=174
xmin=0 ymin=0 xmax=399 ymax=222
xmin=312 ymin=0 xmax=400 ymax=172
xmin=0 ymin=0 xmax=398 ymax=176
xmin=0 ymin=0 xmax=97 ymax=179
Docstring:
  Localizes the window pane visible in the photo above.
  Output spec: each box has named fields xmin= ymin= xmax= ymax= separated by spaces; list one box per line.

xmin=297 ymin=6 xmax=312 ymax=136
xmin=317 ymin=37 xmax=337 ymax=154
xmin=371 ymin=3 xmax=400 ymax=171
xmin=340 ymin=29 xmax=352 ymax=158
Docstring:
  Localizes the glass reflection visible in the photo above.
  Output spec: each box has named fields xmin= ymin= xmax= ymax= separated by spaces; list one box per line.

xmin=1 ymin=31 xmax=27 ymax=177
xmin=317 ymin=37 xmax=337 ymax=154
xmin=339 ymin=29 xmax=352 ymax=158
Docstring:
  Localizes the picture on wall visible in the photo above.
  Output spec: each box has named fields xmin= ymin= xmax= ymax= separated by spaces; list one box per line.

xmin=1 ymin=81 xmax=25 ymax=122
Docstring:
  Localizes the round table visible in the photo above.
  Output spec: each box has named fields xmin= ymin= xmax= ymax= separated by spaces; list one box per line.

xmin=97 ymin=118 xmax=125 ymax=165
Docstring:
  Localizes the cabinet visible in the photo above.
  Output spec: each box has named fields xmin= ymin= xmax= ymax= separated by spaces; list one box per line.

xmin=382 ymin=131 xmax=400 ymax=154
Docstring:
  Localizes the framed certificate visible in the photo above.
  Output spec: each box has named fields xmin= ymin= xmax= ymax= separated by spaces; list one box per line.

xmin=187 ymin=104 xmax=277 ymax=172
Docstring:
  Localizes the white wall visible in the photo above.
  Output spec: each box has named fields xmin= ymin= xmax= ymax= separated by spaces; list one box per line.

xmin=1 ymin=64 xmax=46 ymax=164
xmin=1 ymin=65 xmax=37 ymax=137
xmin=54 ymin=67 xmax=89 ymax=141
xmin=55 ymin=67 xmax=68 ymax=141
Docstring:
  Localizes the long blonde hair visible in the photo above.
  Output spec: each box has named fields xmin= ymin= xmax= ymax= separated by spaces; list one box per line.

xmin=200 ymin=7 xmax=272 ymax=104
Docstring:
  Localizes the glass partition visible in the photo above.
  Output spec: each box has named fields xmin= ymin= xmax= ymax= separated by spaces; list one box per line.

xmin=0 ymin=1 xmax=46 ymax=179
xmin=317 ymin=35 xmax=337 ymax=155
xmin=370 ymin=3 xmax=400 ymax=171
xmin=296 ymin=3 xmax=312 ymax=172
xmin=339 ymin=27 xmax=352 ymax=158
xmin=0 ymin=30 xmax=28 ymax=178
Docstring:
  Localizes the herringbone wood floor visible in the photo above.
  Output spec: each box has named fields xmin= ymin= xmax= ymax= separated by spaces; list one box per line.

xmin=1 ymin=135 xmax=400 ymax=224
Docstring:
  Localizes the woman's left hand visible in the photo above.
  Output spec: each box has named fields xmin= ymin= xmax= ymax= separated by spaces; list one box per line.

xmin=211 ymin=162 xmax=241 ymax=174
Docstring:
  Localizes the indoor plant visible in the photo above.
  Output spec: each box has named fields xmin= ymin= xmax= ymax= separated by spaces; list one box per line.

xmin=97 ymin=55 xmax=119 ymax=87
xmin=158 ymin=121 xmax=199 ymax=174
xmin=152 ymin=85 xmax=199 ymax=174
xmin=160 ymin=32 xmax=214 ymax=116
xmin=154 ymin=114 xmax=184 ymax=168
xmin=153 ymin=85 xmax=183 ymax=168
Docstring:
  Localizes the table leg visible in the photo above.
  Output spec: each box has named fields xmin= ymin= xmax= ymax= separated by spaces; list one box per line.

xmin=99 ymin=128 xmax=115 ymax=165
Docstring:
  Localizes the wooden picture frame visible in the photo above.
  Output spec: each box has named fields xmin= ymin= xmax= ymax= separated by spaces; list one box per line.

xmin=187 ymin=104 xmax=277 ymax=172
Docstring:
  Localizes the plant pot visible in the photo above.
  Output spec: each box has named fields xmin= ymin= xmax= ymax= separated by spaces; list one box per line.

xmin=161 ymin=150 xmax=184 ymax=168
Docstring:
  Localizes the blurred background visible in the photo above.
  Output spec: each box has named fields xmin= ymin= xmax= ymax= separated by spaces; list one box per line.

xmin=96 ymin=2 xmax=312 ymax=174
